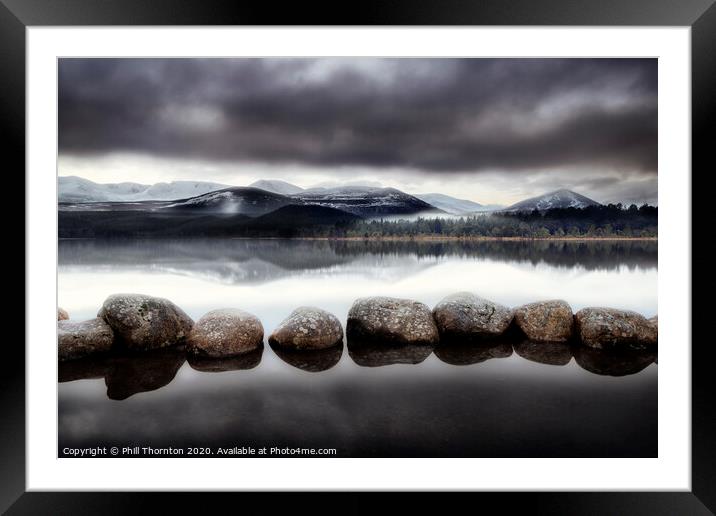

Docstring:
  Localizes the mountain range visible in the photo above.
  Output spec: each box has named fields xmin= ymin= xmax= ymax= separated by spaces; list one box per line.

xmin=59 ymin=176 xmax=230 ymax=203
xmin=58 ymin=176 xmax=604 ymax=218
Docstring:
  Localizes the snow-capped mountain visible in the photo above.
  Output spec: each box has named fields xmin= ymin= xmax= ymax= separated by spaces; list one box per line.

xmin=248 ymin=179 xmax=304 ymax=195
xmin=59 ymin=176 xmax=229 ymax=202
xmin=161 ymin=185 xmax=442 ymax=218
xmin=415 ymin=193 xmax=503 ymax=215
xmin=309 ymin=180 xmax=384 ymax=190
xmin=291 ymin=186 xmax=441 ymax=217
xmin=503 ymin=189 xmax=601 ymax=212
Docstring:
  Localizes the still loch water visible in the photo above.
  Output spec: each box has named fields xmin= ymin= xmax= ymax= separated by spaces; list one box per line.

xmin=58 ymin=239 xmax=657 ymax=457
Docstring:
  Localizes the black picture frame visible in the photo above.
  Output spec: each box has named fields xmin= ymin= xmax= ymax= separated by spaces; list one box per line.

xmin=5 ymin=0 xmax=712 ymax=513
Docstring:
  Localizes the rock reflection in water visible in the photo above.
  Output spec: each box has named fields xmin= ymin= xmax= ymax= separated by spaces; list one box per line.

xmin=573 ymin=346 xmax=656 ymax=377
xmin=187 ymin=346 xmax=263 ymax=372
xmin=434 ymin=340 xmax=513 ymax=366
xmin=269 ymin=343 xmax=343 ymax=372
xmin=513 ymin=340 xmax=573 ymax=366
xmin=59 ymin=346 xmax=186 ymax=400
xmin=347 ymin=339 xmax=433 ymax=367
xmin=105 ymin=347 xmax=187 ymax=400
xmin=58 ymin=356 xmax=111 ymax=382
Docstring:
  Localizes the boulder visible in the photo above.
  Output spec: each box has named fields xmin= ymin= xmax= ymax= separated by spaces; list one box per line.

xmin=58 ymin=307 xmax=69 ymax=321
xmin=58 ymin=318 xmax=114 ymax=361
xmin=98 ymin=293 xmax=193 ymax=350
xmin=432 ymin=292 xmax=513 ymax=338
xmin=269 ymin=306 xmax=343 ymax=350
xmin=575 ymin=307 xmax=657 ymax=349
xmin=513 ymin=300 xmax=574 ymax=342
xmin=346 ymin=296 xmax=439 ymax=345
xmin=187 ymin=308 xmax=263 ymax=357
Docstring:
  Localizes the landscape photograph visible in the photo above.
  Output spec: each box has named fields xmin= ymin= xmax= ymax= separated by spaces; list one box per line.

xmin=57 ymin=58 xmax=658 ymax=458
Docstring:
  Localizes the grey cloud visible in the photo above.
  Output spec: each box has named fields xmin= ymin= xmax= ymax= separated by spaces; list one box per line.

xmin=59 ymin=58 xmax=657 ymax=175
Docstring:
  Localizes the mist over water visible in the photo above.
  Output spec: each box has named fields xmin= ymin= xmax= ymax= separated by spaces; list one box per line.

xmin=59 ymin=238 xmax=657 ymax=328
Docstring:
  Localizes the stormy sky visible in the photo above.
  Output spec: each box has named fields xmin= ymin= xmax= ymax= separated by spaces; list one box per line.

xmin=58 ymin=58 xmax=657 ymax=205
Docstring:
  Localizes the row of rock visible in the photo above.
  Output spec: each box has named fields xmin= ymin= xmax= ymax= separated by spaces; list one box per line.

xmin=58 ymin=292 xmax=657 ymax=362
xmin=348 ymin=294 xmax=657 ymax=348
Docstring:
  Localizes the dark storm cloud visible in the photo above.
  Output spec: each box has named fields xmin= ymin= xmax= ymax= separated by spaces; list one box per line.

xmin=58 ymin=58 xmax=657 ymax=174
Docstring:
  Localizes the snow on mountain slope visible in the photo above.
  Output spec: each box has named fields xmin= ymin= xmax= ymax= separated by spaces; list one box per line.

xmin=164 ymin=187 xmax=297 ymax=216
xmin=59 ymin=176 xmax=146 ymax=202
xmin=291 ymin=186 xmax=442 ymax=217
xmin=414 ymin=193 xmax=504 ymax=214
xmin=248 ymin=179 xmax=304 ymax=195
xmin=503 ymin=189 xmax=601 ymax=212
xmin=58 ymin=176 xmax=230 ymax=202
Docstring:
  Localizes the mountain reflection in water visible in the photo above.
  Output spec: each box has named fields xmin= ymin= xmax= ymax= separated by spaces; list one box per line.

xmin=59 ymin=238 xmax=657 ymax=285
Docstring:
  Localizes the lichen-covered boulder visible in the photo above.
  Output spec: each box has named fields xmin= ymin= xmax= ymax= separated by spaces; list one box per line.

xmin=58 ymin=307 xmax=70 ymax=321
xmin=432 ymin=292 xmax=513 ymax=338
xmin=187 ymin=308 xmax=263 ymax=357
xmin=574 ymin=307 xmax=657 ymax=349
xmin=346 ymin=296 xmax=439 ymax=345
xmin=513 ymin=300 xmax=574 ymax=342
xmin=269 ymin=307 xmax=343 ymax=350
xmin=98 ymin=293 xmax=193 ymax=350
xmin=58 ymin=318 xmax=114 ymax=361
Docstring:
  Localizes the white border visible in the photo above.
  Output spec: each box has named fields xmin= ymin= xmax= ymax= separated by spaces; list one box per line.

xmin=27 ymin=27 xmax=691 ymax=491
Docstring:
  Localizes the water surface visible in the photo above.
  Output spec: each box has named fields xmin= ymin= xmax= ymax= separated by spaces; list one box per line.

xmin=58 ymin=239 xmax=657 ymax=458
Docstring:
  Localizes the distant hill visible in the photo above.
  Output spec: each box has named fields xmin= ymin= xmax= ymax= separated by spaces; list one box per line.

xmin=248 ymin=179 xmax=304 ymax=195
xmin=415 ymin=193 xmax=503 ymax=214
xmin=251 ymin=204 xmax=361 ymax=226
xmin=292 ymin=186 xmax=442 ymax=217
xmin=503 ymin=189 xmax=601 ymax=212
xmin=59 ymin=176 xmax=229 ymax=202
xmin=164 ymin=187 xmax=296 ymax=216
